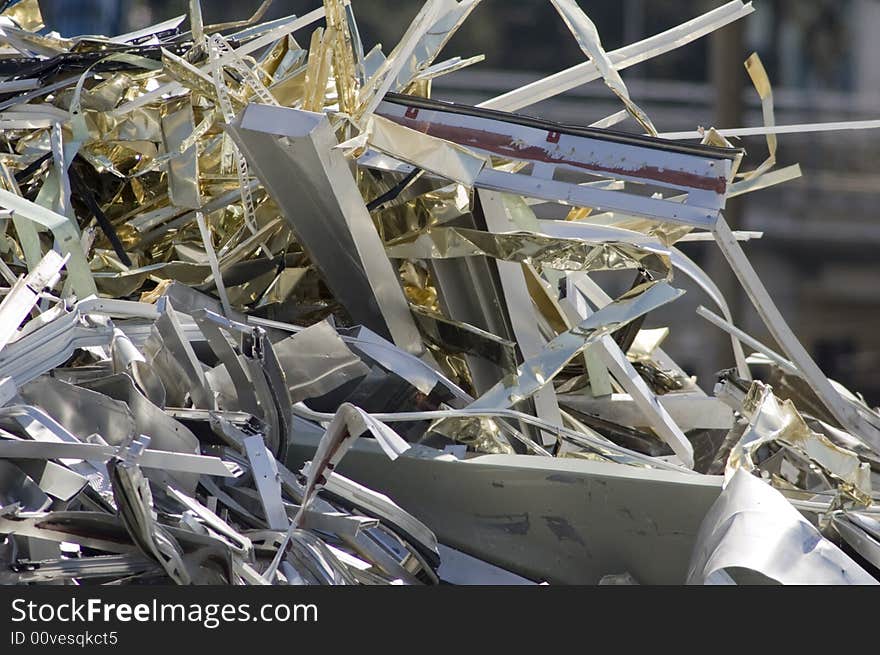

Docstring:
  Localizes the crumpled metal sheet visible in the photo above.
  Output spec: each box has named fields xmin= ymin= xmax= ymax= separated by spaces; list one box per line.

xmin=726 ymin=381 xmax=873 ymax=506
xmin=0 ymin=0 xmax=875 ymax=586
xmin=384 ymin=226 xmax=672 ymax=279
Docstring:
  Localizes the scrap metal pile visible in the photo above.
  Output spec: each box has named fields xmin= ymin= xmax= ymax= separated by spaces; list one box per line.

xmin=0 ymin=0 xmax=877 ymax=585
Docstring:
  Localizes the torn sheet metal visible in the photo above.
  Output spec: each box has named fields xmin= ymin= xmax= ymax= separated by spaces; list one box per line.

xmin=726 ymin=381 xmax=872 ymax=505
xmin=687 ymin=469 xmax=877 ymax=585
xmin=273 ymin=320 xmax=370 ymax=404
xmin=384 ymin=226 xmax=671 ymax=278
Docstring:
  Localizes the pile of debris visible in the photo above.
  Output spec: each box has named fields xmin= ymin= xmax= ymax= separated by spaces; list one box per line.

xmin=0 ymin=0 xmax=877 ymax=585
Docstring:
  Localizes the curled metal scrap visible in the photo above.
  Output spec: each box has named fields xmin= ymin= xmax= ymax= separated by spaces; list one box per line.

xmin=0 ymin=0 xmax=874 ymax=586
xmin=384 ymin=227 xmax=672 ymax=279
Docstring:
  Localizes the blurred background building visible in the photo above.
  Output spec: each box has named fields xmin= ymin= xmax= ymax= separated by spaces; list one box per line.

xmin=37 ymin=0 xmax=880 ymax=403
